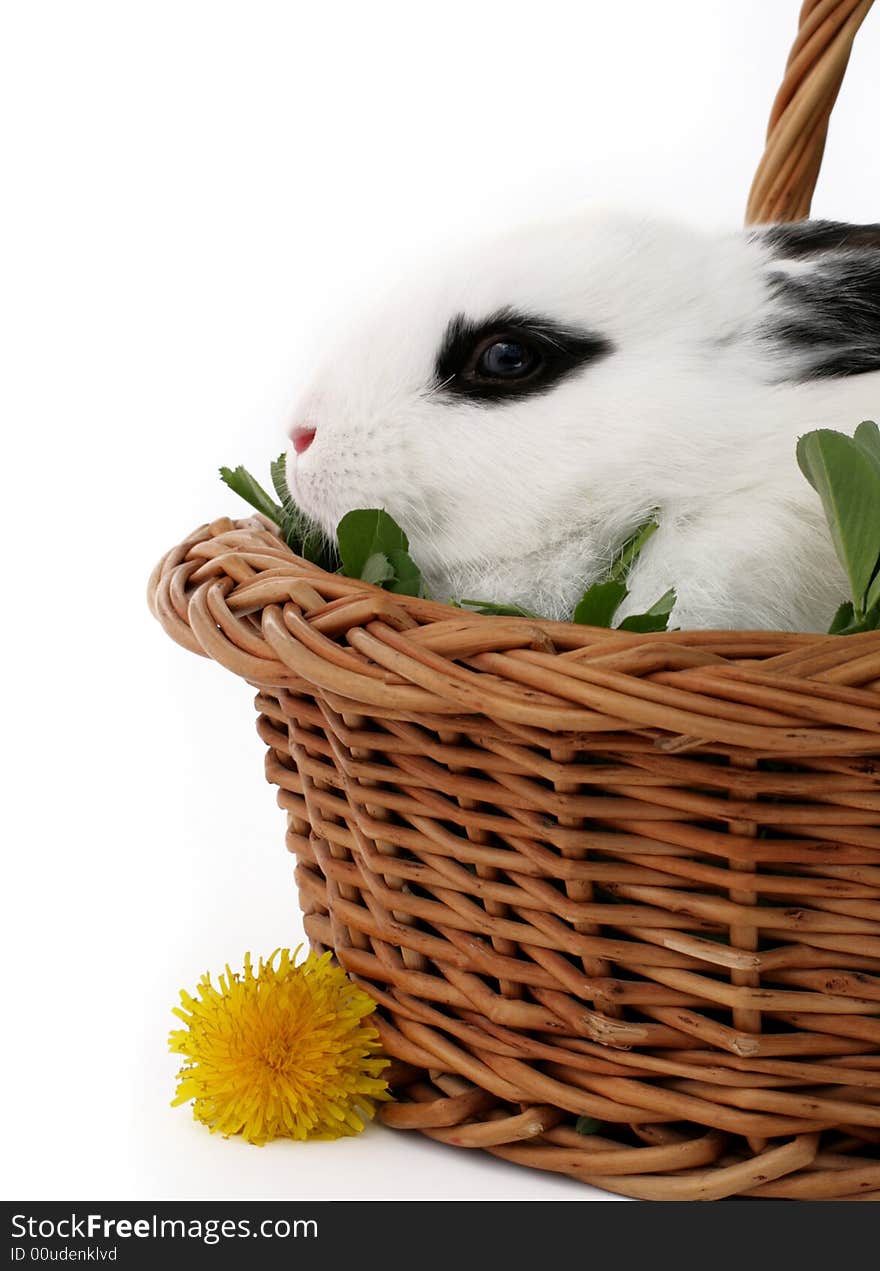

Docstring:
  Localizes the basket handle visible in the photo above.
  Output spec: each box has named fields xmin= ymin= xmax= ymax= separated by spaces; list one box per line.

xmin=746 ymin=0 xmax=873 ymax=224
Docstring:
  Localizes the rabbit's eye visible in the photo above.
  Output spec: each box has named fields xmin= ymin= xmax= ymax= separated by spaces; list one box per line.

xmin=476 ymin=338 xmax=540 ymax=380
xmin=435 ymin=309 xmax=613 ymax=403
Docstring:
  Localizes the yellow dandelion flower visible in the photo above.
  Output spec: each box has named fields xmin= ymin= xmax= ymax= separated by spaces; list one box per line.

xmin=169 ymin=947 xmax=390 ymax=1144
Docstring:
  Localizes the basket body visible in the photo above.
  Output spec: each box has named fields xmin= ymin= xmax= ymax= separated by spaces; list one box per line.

xmin=148 ymin=0 xmax=879 ymax=1203
xmin=151 ymin=517 xmax=880 ymax=1200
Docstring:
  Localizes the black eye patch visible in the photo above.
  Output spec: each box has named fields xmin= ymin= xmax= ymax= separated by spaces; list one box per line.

xmin=434 ymin=308 xmax=612 ymax=402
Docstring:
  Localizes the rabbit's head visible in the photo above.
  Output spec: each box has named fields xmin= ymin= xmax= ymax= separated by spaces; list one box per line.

xmin=286 ymin=211 xmax=880 ymax=617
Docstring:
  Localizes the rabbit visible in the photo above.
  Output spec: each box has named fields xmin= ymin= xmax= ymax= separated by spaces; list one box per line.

xmin=285 ymin=212 xmax=880 ymax=631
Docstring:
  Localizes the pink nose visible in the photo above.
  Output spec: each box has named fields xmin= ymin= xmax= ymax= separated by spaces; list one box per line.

xmin=291 ymin=426 xmax=316 ymax=456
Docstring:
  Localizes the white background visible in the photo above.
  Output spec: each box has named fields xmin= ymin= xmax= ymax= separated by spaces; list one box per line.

xmin=3 ymin=0 xmax=878 ymax=1202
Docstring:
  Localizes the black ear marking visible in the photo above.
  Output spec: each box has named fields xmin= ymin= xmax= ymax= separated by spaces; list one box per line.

xmin=434 ymin=308 xmax=613 ymax=403
xmin=755 ymin=219 xmax=880 ymax=259
xmin=755 ymin=220 xmax=880 ymax=379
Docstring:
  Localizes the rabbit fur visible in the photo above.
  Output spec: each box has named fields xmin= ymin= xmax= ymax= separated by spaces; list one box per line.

xmin=286 ymin=212 xmax=880 ymax=630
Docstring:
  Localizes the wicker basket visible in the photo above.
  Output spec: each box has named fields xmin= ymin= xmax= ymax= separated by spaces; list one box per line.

xmin=149 ymin=2 xmax=880 ymax=1201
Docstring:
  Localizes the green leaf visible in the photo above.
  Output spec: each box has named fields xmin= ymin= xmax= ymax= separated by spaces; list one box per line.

xmin=360 ymin=552 xmax=395 ymax=585
xmin=827 ymin=597 xmax=880 ymax=635
xmin=867 ymin=568 xmax=880 ymax=615
xmin=268 ymin=452 xmax=308 ymax=548
xmin=617 ymin=587 xmax=677 ymax=632
xmin=575 ymin=1116 xmax=602 ymax=1136
xmin=828 ymin=601 xmax=856 ymax=634
xmin=336 ymin=508 xmax=425 ymax=595
xmin=269 ymin=452 xmax=294 ymax=509
xmin=337 ymin=509 xmax=409 ymax=578
xmin=608 ymin=517 xmax=659 ymax=583
xmin=299 ymin=526 xmax=334 ymax=567
xmin=572 ymin=578 xmax=628 ymax=627
xmin=386 ymin=548 xmax=424 ymax=596
xmin=222 ymin=457 xmax=340 ymax=570
xmin=219 ymin=465 xmax=283 ymax=524
xmin=570 ymin=516 xmax=662 ymax=627
xmin=459 ymin=599 xmax=539 ymax=617
xmin=797 ymin=429 xmax=880 ymax=614
xmin=854 ymin=420 xmax=880 ymax=476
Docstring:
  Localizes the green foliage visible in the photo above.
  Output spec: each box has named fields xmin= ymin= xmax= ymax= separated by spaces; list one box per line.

xmin=459 ymin=600 xmax=539 ymax=618
xmin=572 ymin=578 xmax=629 ymax=627
xmin=797 ymin=421 xmax=880 ymax=632
xmin=854 ymin=419 xmax=880 ymax=473
xmin=617 ymin=587 xmax=677 ymax=632
xmin=828 ymin=601 xmax=856 ymax=635
xmin=268 ymin=452 xmax=333 ymax=567
xmin=572 ymin=516 xmax=676 ymax=632
xmin=336 ymin=508 xmax=425 ymax=596
xmin=575 ymin=1116 xmax=602 ymax=1136
xmin=220 ymin=457 xmax=338 ymax=570
xmin=221 ymin=421 xmax=880 ymax=635
xmin=219 ymin=465 xmax=282 ymax=524
xmin=607 ymin=518 xmax=659 ymax=583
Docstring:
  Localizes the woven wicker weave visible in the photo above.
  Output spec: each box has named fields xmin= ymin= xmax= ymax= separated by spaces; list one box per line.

xmin=149 ymin=3 xmax=879 ymax=1201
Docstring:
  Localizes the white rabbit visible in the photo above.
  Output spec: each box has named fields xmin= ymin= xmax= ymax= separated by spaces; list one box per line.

xmin=285 ymin=212 xmax=880 ymax=631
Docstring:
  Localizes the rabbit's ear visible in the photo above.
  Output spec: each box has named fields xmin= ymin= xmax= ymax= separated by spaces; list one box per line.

xmin=753 ymin=219 xmax=880 ymax=379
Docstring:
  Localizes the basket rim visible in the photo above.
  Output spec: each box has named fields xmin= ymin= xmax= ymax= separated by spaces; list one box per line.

xmin=150 ymin=511 xmax=880 ymax=648
xmin=148 ymin=514 xmax=880 ymax=756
